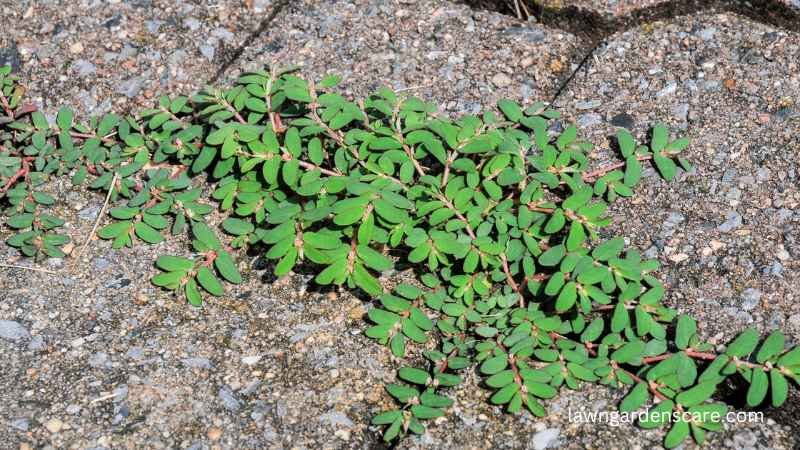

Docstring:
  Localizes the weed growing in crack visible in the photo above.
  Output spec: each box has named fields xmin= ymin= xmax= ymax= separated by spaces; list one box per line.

xmin=1 ymin=64 xmax=798 ymax=447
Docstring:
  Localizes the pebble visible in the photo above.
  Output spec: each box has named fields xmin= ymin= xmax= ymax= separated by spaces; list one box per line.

xmin=669 ymin=253 xmax=690 ymax=263
xmin=69 ymin=42 xmax=84 ymax=54
xmin=184 ymin=18 xmax=201 ymax=31
xmin=44 ymin=418 xmax=64 ymax=433
xmin=199 ymin=44 xmax=215 ymax=61
xmin=491 ymin=73 xmax=512 ymax=88
xmin=0 ymin=44 xmax=22 ymax=71
xmin=89 ymin=352 xmax=111 ymax=368
xmin=656 ymin=81 xmax=677 ymax=97
xmin=577 ymin=113 xmax=602 ymax=128
xmin=207 ymin=427 xmax=223 ymax=441
xmin=740 ymin=288 xmax=762 ymax=311
xmin=219 ymin=386 xmax=242 ymax=412
xmin=182 ymin=357 xmax=212 ymax=369
xmin=531 ymin=428 xmax=560 ymax=450
xmin=718 ymin=211 xmax=742 ymax=232
xmin=10 ymin=418 xmax=30 ymax=431
xmin=575 ymin=99 xmax=601 ymax=110
xmin=72 ymin=59 xmax=96 ymax=76
xmin=242 ymin=355 xmax=262 ymax=365
xmin=673 ymin=103 xmax=689 ymax=121
xmin=610 ymin=113 xmax=635 ymax=129
xmin=117 ymin=77 xmax=144 ymax=98
xmin=0 ymin=320 xmax=30 ymax=342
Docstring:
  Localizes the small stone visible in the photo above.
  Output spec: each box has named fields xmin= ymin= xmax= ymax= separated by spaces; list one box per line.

xmin=89 ymin=352 xmax=110 ymax=369
xmin=44 ymin=418 xmax=63 ymax=433
xmin=241 ymin=355 xmax=262 ymax=365
xmin=27 ymin=335 xmax=45 ymax=351
xmin=212 ymin=27 xmax=235 ymax=42
xmin=610 ymin=113 xmax=635 ymax=129
xmin=673 ymin=103 xmax=689 ymax=121
xmin=724 ymin=78 xmax=736 ymax=90
xmin=776 ymin=248 xmax=790 ymax=261
xmin=207 ymin=427 xmax=223 ymax=441
xmin=10 ymin=418 xmax=29 ymax=431
xmin=531 ymin=428 xmax=560 ymax=450
xmin=78 ymin=205 xmax=100 ymax=221
xmin=199 ymin=44 xmax=215 ymax=61
xmin=72 ymin=59 xmax=96 ymax=76
xmin=0 ymin=44 xmax=22 ymax=71
xmin=69 ymin=42 xmax=84 ymax=54
xmin=717 ymin=211 xmax=742 ymax=232
xmin=575 ymin=99 xmax=601 ymax=110
xmin=184 ymin=18 xmax=201 ymax=31
xmin=577 ymin=113 xmax=602 ymax=128
xmin=740 ymin=288 xmax=762 ymax=311
xmin=669 ymin=253 xmax=689 ymax=263
xmin=182 ymin=357 xmax=212 ymax=369
xmin=0 ymin=320 xmax=30 ymax=342
xmin=698 ymin=27 xmax=716 ymax=40
xmin=656 ymin=81 xmax=677 ymax=97
xmin=491 ymin=73 xmax=512 ymax=88
xmin=335 ymin=429 xmax=351 ymax=441
xmin=117 ymin=77 xmax=144 ymax=98
xmin=219 ymin=386 xmax=242 ymax=412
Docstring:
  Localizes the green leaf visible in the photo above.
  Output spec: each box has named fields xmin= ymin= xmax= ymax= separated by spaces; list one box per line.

xmin=653 ymin=154 xmax=677 ymax=181
xmin=196 ymin=266 xmax=224 ymax=296
xmin=675 ymin=315 xmax=696 ymax=350
xmin=619 ymin=383 xmax=648 ymax=413
xmin=222 ymin=218 xmax=255 ymax=236
xmin=98 ymin=221 xmax=132 ymax=239
xmin=651 ymin=124 xmax=668 ymax=152
xmin=675 ymin=381 xmax=716 ymax=407
xmin=134 ymin=222 xmax=164 ymax=244
xmin=398 ymin=367 xmax=430 ymax=385
xmin=7 ymin=213 xmax=34 ymax=229
xmin=193 ymin=222 xmax=221 ymax=250
xmin=756 ymin=330 xmax=784 ymax=363
xmin=185 ymin=278 xmax=203 ymax=307
xmin=725 ymin=328 xmax=759 ymax=357
xmin=151 ymin=271 xmax=184 ymax=290
xmin=357 ymin=245 xmax=393 ymax=271
xmin=555 ymin=281 xmax=577 ymax=312
xmin=56 ymin=106 xmax=74 ymax=130
xmin=481 ymin=356 xmax=508 ymax=375
xmin=372 ymin=410 xmax=401 ymax=425
xmin=214 ymin=251 xmax=242 ymax=284
xmin=497 ymin=99 xmax=523 ymax=122
xmin=664 ymin=420 xmax=690 ymax=449
xmin=611 ymin=340 xmax=645 ymax=364
xmin=156 ymin=255 xmax=194 ymax=272
xmin=353 ymin=263 xmax=382 ymax=295
xmin=770 ymin=369 xmax=788 ymax=407
xmin=747 ymin=369 xmax=769 ymax=407
xmin=411 ymin=405 xmax=444 ymax=419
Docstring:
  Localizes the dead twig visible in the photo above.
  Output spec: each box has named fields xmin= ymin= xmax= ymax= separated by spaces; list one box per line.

xmin=0 ymin=263 xmax=61 ymax=275
xmin=70 ymin=172 xmax=119 ymax=272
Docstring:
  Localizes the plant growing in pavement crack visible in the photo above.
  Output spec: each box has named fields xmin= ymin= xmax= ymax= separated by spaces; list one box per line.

xmin=1 ymin=63 xmax=798 ymax=447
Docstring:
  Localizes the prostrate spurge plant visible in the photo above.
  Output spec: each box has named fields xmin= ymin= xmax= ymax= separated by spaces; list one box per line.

xmin=1 ymin=64 xmax=798 ymax=447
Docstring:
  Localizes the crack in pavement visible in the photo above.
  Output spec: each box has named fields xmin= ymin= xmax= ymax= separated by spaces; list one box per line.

xmin=460 ymin=0 xmax=800 ymax=102
xmin=207 ymin=0 xmax=291 ymax=84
